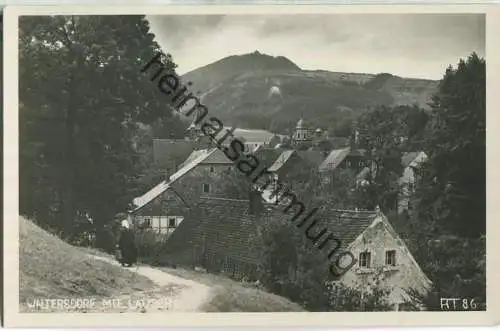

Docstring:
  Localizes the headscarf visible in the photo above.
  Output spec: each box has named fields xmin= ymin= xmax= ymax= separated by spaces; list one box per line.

xmin=121 ymin=219 xmax=130 ymax=229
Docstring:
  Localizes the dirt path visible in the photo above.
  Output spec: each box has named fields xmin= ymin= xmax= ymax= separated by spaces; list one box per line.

xmin=88 ymin=255 xmax=213 ymax=312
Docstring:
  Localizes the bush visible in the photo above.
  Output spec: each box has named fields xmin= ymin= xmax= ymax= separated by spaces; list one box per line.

xmin=134 ymin=229 xmax=169 ymax=263
xmin=253 ymin=215 xmax=393 ymax=311
xmin=326 ymin=279 xmax=393 ymax=311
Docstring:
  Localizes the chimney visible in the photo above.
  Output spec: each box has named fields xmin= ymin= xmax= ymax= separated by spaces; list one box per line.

xmin=249 ymin=188 xmax=264 ymax=216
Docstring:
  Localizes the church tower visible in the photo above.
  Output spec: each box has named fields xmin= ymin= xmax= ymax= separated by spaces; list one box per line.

xmin=292 ymin=118 xmax=312 ymax=148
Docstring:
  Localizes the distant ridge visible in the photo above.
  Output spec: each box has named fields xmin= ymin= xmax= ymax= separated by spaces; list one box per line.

xmin=180 ymin=51 xmax=439 ymax=134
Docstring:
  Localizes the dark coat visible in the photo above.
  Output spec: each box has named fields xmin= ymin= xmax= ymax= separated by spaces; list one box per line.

xmin=118 ymin=228 xmax=138 ymax=265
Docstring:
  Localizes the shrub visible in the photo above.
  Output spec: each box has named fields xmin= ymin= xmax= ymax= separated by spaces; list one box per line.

xmin=134 ymin=229 xmax=169 ymax=263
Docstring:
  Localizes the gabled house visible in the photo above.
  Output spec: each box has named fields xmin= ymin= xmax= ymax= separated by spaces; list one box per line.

xmin=158 ymin=194 xmax=265 ymax=279
xmin=223 ymin=127 xmax=281 ymax=151
xmin=159 ymin=192 xmax=431 ymax=310
xmin=130 ymin=148 xmax=238 ymax=235
xmin=325 ymin=205 xmax=431 ymax=310
xmin=318 ymin=146 xmax=368 ymax=173
xmin=253 ymin=149 xmax=328 ymax=203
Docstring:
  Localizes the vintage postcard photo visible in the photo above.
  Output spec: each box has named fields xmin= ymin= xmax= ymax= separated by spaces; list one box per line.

xmin=3 ymin=4 xmax=499 ymax=328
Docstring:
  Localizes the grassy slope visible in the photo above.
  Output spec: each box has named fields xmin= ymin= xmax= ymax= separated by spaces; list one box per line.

xmin=159 ymin=267 xmax=306 ymax=312
xmin=19 ymin=217 xmax=155 ymax=307
xmin=19 ymin=216 xmax=304 ymax=312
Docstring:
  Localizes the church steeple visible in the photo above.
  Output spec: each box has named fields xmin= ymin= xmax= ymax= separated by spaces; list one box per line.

xmin=292 ymin=117 xmax=312 ymax=148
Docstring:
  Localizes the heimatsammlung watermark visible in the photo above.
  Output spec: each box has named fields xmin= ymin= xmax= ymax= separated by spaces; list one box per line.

xmin=140 ymin=51 xmax=357 ymax=277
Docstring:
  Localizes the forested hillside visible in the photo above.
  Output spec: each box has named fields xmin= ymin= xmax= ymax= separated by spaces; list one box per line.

xmin=182 ymin=51 xmax=439 ymax=135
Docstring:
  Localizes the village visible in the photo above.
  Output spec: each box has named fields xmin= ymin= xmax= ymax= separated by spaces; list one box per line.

xmin=126 ymin=113 xmax=431 ymax=311
xmin=16 ymin=13 xmax=485 ymax=316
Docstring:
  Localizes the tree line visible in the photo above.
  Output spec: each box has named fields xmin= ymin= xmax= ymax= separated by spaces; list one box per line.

xmin=19 ymin=15 xmax=184 ymax=250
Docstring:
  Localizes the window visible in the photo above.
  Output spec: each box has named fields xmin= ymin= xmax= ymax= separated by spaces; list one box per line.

xmin=151 ymin=217 xmax=161 ymax=233
xmin=209 ymin=166 xmax=215 ymax=173
xmin=386 ymin=250 xmax=396 ymax=266
xmin=202 ymin=183 xmax=211 ymax=193
xmin=168 ymin=217 xmax=176 ymax=228
xmin=359 ymin=252 xmax=371 ymax=268
xmin=143 ymin=218 xmax=151 ymax=228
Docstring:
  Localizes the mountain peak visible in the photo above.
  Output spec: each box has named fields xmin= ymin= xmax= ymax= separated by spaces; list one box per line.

xmin=207 ymin=51 xmax=301 ymax=73
xmin=182 ymin=51 xmax=301 ymax=93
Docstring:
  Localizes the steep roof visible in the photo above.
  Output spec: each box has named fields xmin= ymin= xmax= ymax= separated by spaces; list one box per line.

xmin=200 ymin=148 xmax=234 ymax=164
xmin=168 ymin=149 xmax=216 ymax=182
xmin=225 ymin=127 xmax=276 ymax=143
xmin=165 ymin=196 xmax=383 ymax=267
xmin=164 ymin=197 xmax=263 ymax=264
xmin=132 ymin=181 xmax=170 ymax=212
xmin=319 ymin=147 xmax=351 ymax=171
xmin=131 ymin=148 xmax=217 ymax=212
xmin=253 ymin=148 xmax=284 ymax=168
xmin=178 ymin=149 xmax=207 ymax=169
xmin=268 ymin=150 xmax=296 ymax=172
xmin=269 ymin=204 xmax=380 ymax=251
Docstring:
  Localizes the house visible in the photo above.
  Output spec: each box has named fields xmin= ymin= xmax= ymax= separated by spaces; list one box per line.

xmin=157 ymin=194 xmax=265 ymax=279
xmin=324 ymin=205 xmax=431 ymax=310
xmin=317 ymin=146 xmax=369 ymax=186
xmin=254 ymin=149 xmax=329 ymax=203
xmin=159 ymin=192 xmax=431 ymax=311
xmin=222 ymin=127 xmax=281 ymax=151
xmin=130 ymin=148 xmax=239 ymax=235
xmin=398 ymin=151 xmax=428 ymax=214
xmin=318 ymin=146 xmax=368 ymax=173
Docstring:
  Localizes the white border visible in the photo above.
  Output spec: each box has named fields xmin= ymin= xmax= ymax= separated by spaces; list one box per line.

xmin=4 ymin=4 xmax=500 ymax=328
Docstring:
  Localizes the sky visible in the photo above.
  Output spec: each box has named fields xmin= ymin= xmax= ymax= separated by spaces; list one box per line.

xmin=147 ymin=13 xmax=485 ymax=80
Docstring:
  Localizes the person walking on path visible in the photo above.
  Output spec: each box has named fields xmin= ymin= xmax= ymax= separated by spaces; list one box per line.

xmin=117 ymin=220 xmax=138 ymax=267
